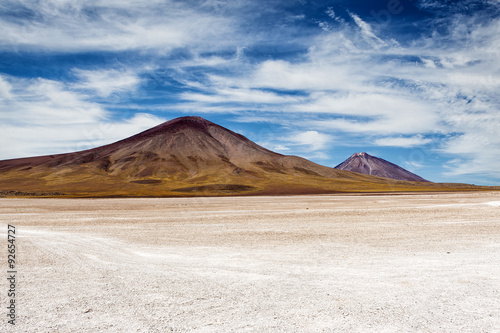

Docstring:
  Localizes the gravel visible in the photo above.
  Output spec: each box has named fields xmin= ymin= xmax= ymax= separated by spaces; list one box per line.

xmin=1 ymin=192 xmax=499 ymax=332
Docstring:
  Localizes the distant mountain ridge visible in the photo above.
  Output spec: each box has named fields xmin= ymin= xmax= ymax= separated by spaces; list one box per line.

xmin=334 ymin=152 xmax=429 ymax=182
xmin=0 ymin=116 xmax=354 ymax=183
xmin=0 ymin=116 xmax=488 ymax=197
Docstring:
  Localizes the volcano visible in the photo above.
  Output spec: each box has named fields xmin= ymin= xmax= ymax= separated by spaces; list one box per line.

xmin=334 ymin=152 xmax=429 ymax=182
xmin=0 ymin=117 xmax=487 ymax=197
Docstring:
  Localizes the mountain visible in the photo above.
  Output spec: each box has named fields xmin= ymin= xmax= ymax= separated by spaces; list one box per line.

xmin=334 ymin=152 xmax=429 ymax=182
xmin=0 ymin=117 xmax=488 ymax=197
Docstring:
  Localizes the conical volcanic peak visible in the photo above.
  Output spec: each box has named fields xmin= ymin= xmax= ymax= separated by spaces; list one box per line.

xmin=0 ymin=115 xmax=365 ymax=196
xmin=2 ymin=118 xmax=491 ymax=197
xmin=128 ymin=116 xmax=214 ymax=140
xmin=334 ymin=152 xmax=429 ymax=182
xmin=111 ymin=116 xmax=278 ymax=157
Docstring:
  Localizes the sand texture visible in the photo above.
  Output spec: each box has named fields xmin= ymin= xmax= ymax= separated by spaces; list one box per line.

xmin=1 ymin=192 xmax=499 ymax=332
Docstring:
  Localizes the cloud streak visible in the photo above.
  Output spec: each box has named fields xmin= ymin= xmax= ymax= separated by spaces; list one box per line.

xmin=0 ymin=0 xmax=237 ymax=53
xmin=0 ymin=74 xmax=164 ymax=159
xmin=374 ymin=135 xmax=432 ymax=148
xmin=170 ymin=4 xmax=500 ymax=181
xmin=73 ymin=69 xmax=142 ymax=98
xmin=287 ymin=131 xmax=334 ymax=151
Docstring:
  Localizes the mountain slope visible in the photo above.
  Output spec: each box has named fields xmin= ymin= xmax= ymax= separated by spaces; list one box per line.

xmin=0 ymin=117 xmax=490 ymax=197
xmin=334 ymin=152 xmax=429 ymax=182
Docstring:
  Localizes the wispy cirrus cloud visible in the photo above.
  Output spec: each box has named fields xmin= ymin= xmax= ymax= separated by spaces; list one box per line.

xmin=174 ymin=3 xmax=500 ymax=181
xmin=287 ymin=131 xmax=334 ymax=151
xmin=374 ymin=135 xmax=432 ymax=148
xmin=181 ymin=87 xmax=305 ymax=105
xmin=72 ymin=68 xmax=142 ymax=98
xmin=348 ymin=11 xmax=387 ymax=48
xmin=0 ymin=76 xmax=105 ymax=126
xmin=0 ymin=0 xmax=236 ymax=53
xmin=0 ymin=76 xmax=12 ymax=99
xmin=0 ymin=74 xmax=164 ymax=159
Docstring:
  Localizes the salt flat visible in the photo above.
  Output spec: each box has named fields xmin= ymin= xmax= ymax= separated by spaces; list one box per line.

xmin=1 ymin=192 xmax=499 ymax=332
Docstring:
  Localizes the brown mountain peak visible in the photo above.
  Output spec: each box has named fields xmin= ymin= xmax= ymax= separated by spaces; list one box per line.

xmin=4 ymin=118 xmax=490 ymax=198
xmin=335 ymin=152 xmax=429 ymax=182
xmin=148 ymin=116 xmax=212 ymax=132
xmin=118 ymin=116 xmax=215 ymax=143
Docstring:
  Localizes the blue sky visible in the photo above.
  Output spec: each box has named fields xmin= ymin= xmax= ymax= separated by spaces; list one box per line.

xmin=1 ymin=0 xmax=499 ymax=185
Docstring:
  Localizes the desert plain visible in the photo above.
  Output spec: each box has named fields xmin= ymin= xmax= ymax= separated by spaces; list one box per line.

xmin=1 ymin=192 xmax=499 ymax=332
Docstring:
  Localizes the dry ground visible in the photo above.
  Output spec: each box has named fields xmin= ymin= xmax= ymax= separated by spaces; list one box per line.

xmin=1 ymin=192 xmax=499 ymax=332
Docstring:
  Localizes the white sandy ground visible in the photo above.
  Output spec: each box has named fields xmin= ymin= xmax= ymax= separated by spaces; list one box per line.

xmin=0 ymin=192 xmax=499 ymax=332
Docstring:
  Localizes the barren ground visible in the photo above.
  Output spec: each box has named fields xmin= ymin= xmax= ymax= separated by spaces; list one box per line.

xmin=1 ymin=192 xmax=499 ymax=332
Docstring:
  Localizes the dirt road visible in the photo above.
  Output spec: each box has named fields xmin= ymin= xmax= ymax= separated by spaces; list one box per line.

xmin=1 ymin=192 xmax=499 ymax=332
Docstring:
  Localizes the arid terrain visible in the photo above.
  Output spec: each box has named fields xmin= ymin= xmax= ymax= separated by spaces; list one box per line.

xmin=1 ymin=192 xmax=499 ymax=332
xmin=1 ymin=117 xmax=495 ymax=197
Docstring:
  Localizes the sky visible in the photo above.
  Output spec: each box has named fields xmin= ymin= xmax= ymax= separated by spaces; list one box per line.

xmin=0 ymin=0 xmax=499 ymax=185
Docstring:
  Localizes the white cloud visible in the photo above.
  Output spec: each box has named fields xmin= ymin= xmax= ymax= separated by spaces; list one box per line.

xmin=0 ymin=76 xmax=12 ymax=98
xmin=420 ymin=57 xmax=437 ymax=69
xmin=181 ymin=88 xmax=304 ymax=105
xmin=293 ymin=92 xmax=434 ymax=116
xmin=286 ymin=131 xmax=333 ymax=151
xmin=304 ymin=151 xmax=330 ymax=160
xmin=0 ymin=76 xmax=104 ymax=126
xmin=326 ymin=7 xmax=336 ymax=19
xmin=374 ymin=135 xmax=432 ymax=148
xmin=74 ymin=113 xmax=166 ymax=151
xmin=256 ymin=142 xmax=290 ymax=153
xmin=404 ymin=161 xmax=424 ymax=170
xmin=294 ymin=92 xmax=440 ymax=135
xmin=0 ymin=0 xmax=235 ymax=53
xmin=183 ymin=9 xmax=500 ymax=179
xmin=348 ymin=11 xmax=387 ymax=48
xmin=318 ymin=21 xmax=332 ymax=32
xmin=440 ymin=122 xmax=500 ymax=178
xmin=286 ymin=14 xmax=306 ymax=22
xmin=272 ymin=144 xmax=290 ymax=152
xmin=234 ymin=59 xmax=363 ymax=93
xmin=0 ymin=74 xmax=164 ymax=159
xmin=73 ymin=69 xmax=142 ymax=97
xmin=325 ymin=7 xmax=344 ymax=23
